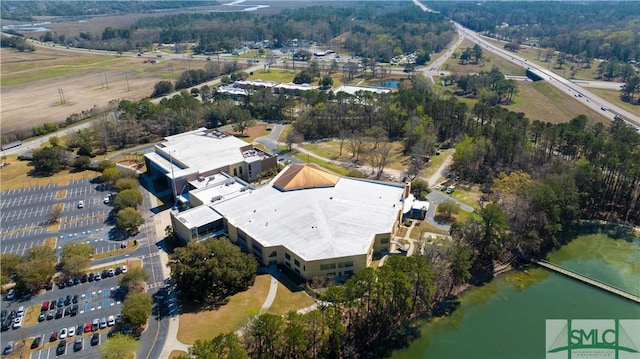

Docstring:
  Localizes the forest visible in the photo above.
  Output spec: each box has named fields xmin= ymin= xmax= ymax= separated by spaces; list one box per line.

xmin=428 ymin=1 xmax=640 ymax=62
xmin=28 ymin=4 xmax=455 ymax=64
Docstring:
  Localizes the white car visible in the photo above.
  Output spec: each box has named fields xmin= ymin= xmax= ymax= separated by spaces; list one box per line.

xmin=107 ymin=315 xmax=115 ymax=327
xmin=60 ymin=327 xmax=68 ymax=339
xmin=77 ymin=200 xmax=84 ymax=208
xmin=16 ymin=306 xmax=24 ymax=317
xmin=121 ymin=265 xmax=128 ymax=274
xmin=12 ymin=316 xmax=23 ymax=329
xmin=68 ymin=326 xmax=75 ymax=337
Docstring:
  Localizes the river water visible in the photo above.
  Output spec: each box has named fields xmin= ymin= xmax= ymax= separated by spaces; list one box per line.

xmin=392 ymin=234 xmax=640 ymax=359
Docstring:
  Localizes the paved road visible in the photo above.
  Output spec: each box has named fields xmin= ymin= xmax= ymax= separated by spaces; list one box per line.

xmin=253 ymin=123 xmax=302 ymax=165
xmin=413 ymin=0 xmax=640 ymax=127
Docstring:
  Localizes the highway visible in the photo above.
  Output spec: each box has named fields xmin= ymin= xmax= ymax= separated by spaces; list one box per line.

xmin=412 ymin=0 xmax=640 ymax=128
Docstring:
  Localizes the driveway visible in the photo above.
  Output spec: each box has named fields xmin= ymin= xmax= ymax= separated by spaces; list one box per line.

xmin=424 ymin=190 xmax=475 ymax=232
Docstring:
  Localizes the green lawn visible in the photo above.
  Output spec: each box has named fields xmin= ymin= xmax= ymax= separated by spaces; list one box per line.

xmin=589 ymin=88 xmax=640 ymax=118
xmin=442 ymin=39 xmax=524 ymax=75
xmin=177 ymin=275 xmax=271 ymax=344
xmin=267 ymin=282 xmax=315 ymax=316
xmin=293 ymin=154 xmax=350 ymax=176
xmin=248 ymin=69 xmax=296 ymax=83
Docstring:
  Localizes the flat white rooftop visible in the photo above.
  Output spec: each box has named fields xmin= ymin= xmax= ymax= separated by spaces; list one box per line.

xmin=333 ymin=85 xmax=391 ymax=96
xmin=190 ymin=177 xmax=250 ymax=205
xmin=175 ymin=205 xmax=222 ymax=229
xmin=212 ymin=165 xmax=405 ymax=261
xmin=148 ymin=128 xmax=249 ymax=179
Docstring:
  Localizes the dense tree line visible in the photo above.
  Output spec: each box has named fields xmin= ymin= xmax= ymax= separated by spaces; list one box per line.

xmin=0 ymin=35 xmax=35 ymax=51
xmin=30 ymin=3 xmax=454 ymax=61
xmin=430 ymin=1 xmax=640 ymax=62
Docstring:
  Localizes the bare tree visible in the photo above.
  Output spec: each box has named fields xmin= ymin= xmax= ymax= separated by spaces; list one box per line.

xmin=285 ymin=129 xmax=304 ymax=151
xmin=368 ymin=141 xmax=392 ymax=178
xmin=48 ymin=203 xmax=64 ymax=224
xmin=348 ymin=131 xmax=365 ymax=162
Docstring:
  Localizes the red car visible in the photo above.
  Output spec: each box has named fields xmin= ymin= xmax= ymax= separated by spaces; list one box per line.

xmin=42 ymin=301 xmax=49 ymax=311
xmin=84 ymin=322 xmax=92 ymax=333
xmin=50 ymin=331 xmax=58 ymax=342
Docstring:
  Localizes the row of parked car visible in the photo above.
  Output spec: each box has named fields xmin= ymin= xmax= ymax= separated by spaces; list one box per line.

xmin=0 ymin=305 xmax=25 ymax=332
xmin=57 ymin=265 xmax=127 ymax=289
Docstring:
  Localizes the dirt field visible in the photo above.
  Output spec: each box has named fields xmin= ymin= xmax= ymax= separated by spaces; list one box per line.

xmin=1 ymin=46 xmax=207 ymax=137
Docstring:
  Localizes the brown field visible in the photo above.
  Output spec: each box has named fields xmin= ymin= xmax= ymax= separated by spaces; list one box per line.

xmin=506 ymin=81 xmax=606 ymax=125
xmin=1 ymin=45 xmax=208 ymax=137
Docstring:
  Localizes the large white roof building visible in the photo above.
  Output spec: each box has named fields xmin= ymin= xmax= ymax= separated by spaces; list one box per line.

xmin=172 ymin=163 xmax=408 ymax=280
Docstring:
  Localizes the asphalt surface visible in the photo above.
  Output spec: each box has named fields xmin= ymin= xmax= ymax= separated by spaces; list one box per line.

xmin=2 ymin=275 xmax=123 ymax=359
xmin=254 ymin=123 xmax=302 ymax=165
xmin=0 ymin=179 xmax=122 ymax=258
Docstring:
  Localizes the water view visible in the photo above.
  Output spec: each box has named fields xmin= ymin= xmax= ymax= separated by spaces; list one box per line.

xmin=393 ymin=234 xmax=640 ymax=359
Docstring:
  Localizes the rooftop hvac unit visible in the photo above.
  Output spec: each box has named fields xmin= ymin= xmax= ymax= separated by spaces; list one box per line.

xmin=240 ymin=186 xmax=251 ymax=192
xmin=211 ymin=195 xmax=223 ymax=202
xmin=198 ymin=176 xmax=205 ymax=182
xmin=224 ymin=178 xmax=236 ymax=186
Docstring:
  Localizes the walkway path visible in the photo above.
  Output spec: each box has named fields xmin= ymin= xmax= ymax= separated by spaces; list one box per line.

xmin=527 ymin=257 xmax=640 ymax=304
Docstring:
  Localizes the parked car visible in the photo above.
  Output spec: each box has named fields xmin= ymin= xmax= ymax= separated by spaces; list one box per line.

xmin=84 ymin=322 xmax=92 ymax=333
xmin=72 ymin=294 xmax=79 ymax=304
xmin=38 ymin=312 xmax=46 ymax=322
xmin=50 ymin=331 xmax=59 ymax=342
xmin=60 ymin=327 xmax=68 ymax=339
xmin=115 ymin=267 xmax=122 ymax=275
xmin=74 ymin=337 xmax=83 ymax=352
xmin=42 ymin=301 xmax=50 ymax=311
xmin=122 ymin=265 xmax=128 ymax=273
xmin=31 ymin=336 xmax=42 ymax=349
xmin=107 ymin=315 xmax=115 ymax=326
xmin=107 ymin=268 xmax=115 ymax=277
xmin=73 ymin=277 xmax=81 ymax=285
xmin=91 ymin=333 xmax=100 ymax=346
xmin=67 ymin=278 xmax=75 ymax=287
xmin=64 ymin=306 xmax=72 ymax=317
xmin=55 ymin=308 xmax=64 ymax=319
xmin=68 ymin=325 xmax=75 ymax=337
xmin=92 ymin=318 xmax=100 ymax=331
xmin=3 ymin=341 xmax=14 ymax=355
xmin=16 ymin=306 xmax=24 ymax=317
xmin=50 ymin=299 xmax=57 ymax=309
xmin=77 ymin=324 xmax=84 ymax=336
xmin=88 ymin=273 xmax=95 ymax=282
xmin=12 ymin=315 xmax=23 ymax=329
xmin=81 ymin=274 xmax=88 ymax=283
xmin=95 ymin=273 xmax=102 ymax=281
xmin=1 ymin=318 xmax=11 ymax=331
xmin=78 ymin=200 xmax=84 ymax=208
xmin=56 ymin=340 xmax=67 ymax=355
xmin=65 ymin=295 xmax=72 ymax=306
xmin=100 ymin=317 xmax=107 ymax=329
xmin=71 ymin=304 xmax=78 ymax=316
xmin=47 ymin=310 xmax=55 ymax=320
xmin=115 ymin=313 xmax=123 ymax=325
xmin=5 ymin=289 xmax=15 ymax=301
xmin=57 ymin=297 xmax=65 ymax=307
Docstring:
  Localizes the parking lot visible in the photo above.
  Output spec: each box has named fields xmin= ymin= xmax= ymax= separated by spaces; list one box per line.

xmin=2 ymin=275 xmax=123 ymax=358
xmin=0 ymin=179 xmax=121 ymax=257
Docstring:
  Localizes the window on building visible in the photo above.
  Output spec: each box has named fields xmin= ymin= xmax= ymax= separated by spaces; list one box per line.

xmin=343 ymin=261 xmax=353 ymax=268
xmin=285 ymin=253 xmax=291 ymax=260
xmin=320 ymin=263 xmax=336 ymax=271
xmin=294 ymin=259 xmax=300 ymax=267
xmin=285 ymin=262 xmax=291 ymax=268
xmin=303 ymin=265 xmax=306 ymax=271
xmin=269 ymin=260 xmax=277 ymax=265
xmin=269 ymin=251 xmax=277 ymax=257
xmin=294 ymin=268 xmax=300 ymax=274
xmin=233 ymin=168 xmax=237 ymax=176
xmin=381 ymin=238 xmax=389 ymax=244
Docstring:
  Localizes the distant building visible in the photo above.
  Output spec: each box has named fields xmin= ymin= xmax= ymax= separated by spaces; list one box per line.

xmin=332 ymin=85 xmax=391 ymax=96
xmin=144 ymin=128 xmax=277 ymax=198
xmin=171 ymin=163 xmax=409 ymax=280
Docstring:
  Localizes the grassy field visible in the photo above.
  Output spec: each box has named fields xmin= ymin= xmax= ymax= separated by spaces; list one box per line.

xmin=267 ymin=282 xmax=315 ymax=316
xmin=91 ymin=245 xmax=141 ymax=261
xmin=449 ymin=185 xmax=482 ymax=211
xmin=421 ymin=149 xmax=453 ymax=181
xmin=506 ymin=81 xmax=606 ymax=124
xmin=248 ymin=69 xmax=297 ymax=83
xmin=178 ymin=274 xmax=271 ymax=344
xmin=300 ymin=140 xmax=409 ymax=172
xmin=0 ymin=155 xmax=101 ymax=190
xmin=169 ymin=351 xmax=188 ymax=359
xmin=292 ymin=153 xmax=350 ymax=176
xmin=442 ymin=39 xmax=525 ymax=76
